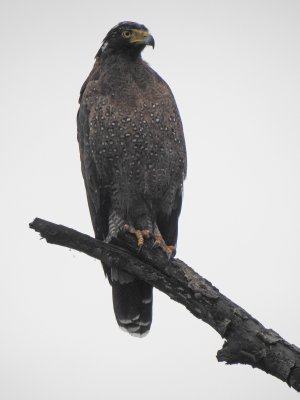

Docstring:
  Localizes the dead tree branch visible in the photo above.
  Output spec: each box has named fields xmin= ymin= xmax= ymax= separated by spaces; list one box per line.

xmin=29 ymin=217 xmax=300 ymax=392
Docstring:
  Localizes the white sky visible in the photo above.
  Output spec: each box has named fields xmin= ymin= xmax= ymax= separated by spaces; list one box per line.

xmin=1 ymin=0 xmax=300 ymax=399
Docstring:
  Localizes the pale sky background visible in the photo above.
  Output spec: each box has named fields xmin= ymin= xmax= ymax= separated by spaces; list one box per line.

xmin=1 ymin=0 xmax=300 ymax=399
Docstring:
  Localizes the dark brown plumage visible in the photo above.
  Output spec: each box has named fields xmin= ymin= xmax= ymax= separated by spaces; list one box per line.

xmin=77 ymin=21 xmax=187 ymax=336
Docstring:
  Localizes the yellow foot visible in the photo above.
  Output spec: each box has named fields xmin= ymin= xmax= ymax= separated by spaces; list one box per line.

xmin=153 ymin=230 xmax=176 ymax=258
xmin=123 ymin=224 xmax=150 ymax=247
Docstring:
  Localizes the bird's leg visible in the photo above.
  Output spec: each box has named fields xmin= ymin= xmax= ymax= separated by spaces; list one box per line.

xmin=123 ymin=224 xmax=150 ymax=247
xmin=153 ymin=226 xmax=176 ymax=258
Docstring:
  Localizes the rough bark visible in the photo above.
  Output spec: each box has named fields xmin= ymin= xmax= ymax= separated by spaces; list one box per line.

xmin=29 ymin=217 xmax=300 ymax=392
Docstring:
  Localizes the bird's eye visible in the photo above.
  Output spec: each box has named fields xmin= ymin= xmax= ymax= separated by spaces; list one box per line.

xmin=122 ymin=30 xmax=132 ymax=38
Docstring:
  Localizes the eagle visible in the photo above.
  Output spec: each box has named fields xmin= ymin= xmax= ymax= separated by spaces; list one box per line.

xmin=77 ymin=21 xmax=187 ymax=336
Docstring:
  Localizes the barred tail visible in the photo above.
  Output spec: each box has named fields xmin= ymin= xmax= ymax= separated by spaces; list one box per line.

xmin=111 ymin=267 xmax=153 ymax=337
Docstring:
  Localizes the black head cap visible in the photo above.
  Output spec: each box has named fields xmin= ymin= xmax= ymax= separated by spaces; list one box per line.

xmin=97 ymin=21 xmax=155 ymax=58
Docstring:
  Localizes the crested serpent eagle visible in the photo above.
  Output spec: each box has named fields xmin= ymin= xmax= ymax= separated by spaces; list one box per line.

xmin=77 ymin=22 xmax=187 ymax=336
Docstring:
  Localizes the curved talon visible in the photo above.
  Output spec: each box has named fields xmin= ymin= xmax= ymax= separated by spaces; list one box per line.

xmin=165 ymin=245 xmax=176 ymax=255
xmin=123 ymin=224 xmax=150 ymax=248
xmin=123 ymin=224 xmax=176 ymax=258
xmin=141 ymin=229 xmax=150 ymax=239
xmin=152 ymin=240 xmax=160 ymax=249
xmin=153 ymin=229 xmax=176 ymax=258
xmin=165 ymin=245 xmax=176 ymax=260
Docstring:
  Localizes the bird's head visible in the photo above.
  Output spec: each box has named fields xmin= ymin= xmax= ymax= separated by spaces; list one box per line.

xmin=97 ymin=21 xmax=155 ymax=59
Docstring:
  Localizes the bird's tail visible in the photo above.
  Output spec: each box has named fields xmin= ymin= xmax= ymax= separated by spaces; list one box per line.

xmin=110 ymin=266 xmax=153 ymax=337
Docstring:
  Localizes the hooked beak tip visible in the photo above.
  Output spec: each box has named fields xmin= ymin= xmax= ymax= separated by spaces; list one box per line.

xmin=145 ymin=34 xmax=155 ymax=49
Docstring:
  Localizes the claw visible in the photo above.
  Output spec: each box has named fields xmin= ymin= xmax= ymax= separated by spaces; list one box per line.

xmin=123 ymin=224 xmax=150 ymax=249
xmin=153 ymin=227 xmax=176 ymax=259
xmin=123 ymin=224 xmax=176 ymax=259
xmin=151 ymin=240 xmax=160 ymax=249
xmin=165 ymin=245 xmax=176 ymax=260
xmin=142 ymin=229 xmax=150 ymax=239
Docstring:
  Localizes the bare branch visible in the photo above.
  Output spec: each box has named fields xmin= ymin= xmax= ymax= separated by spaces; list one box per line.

xmin=29 ymin=217 xmax=300 ymax=392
